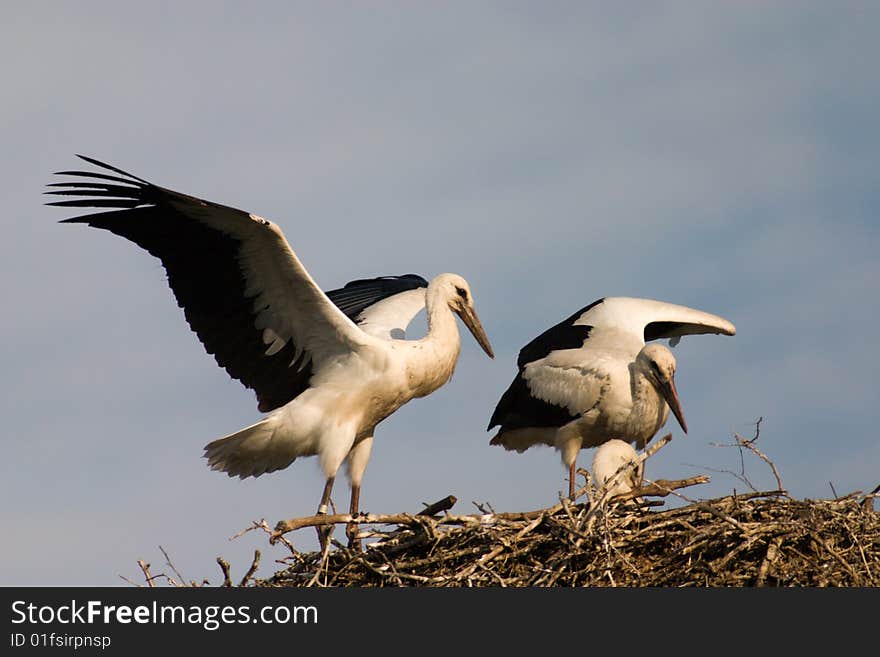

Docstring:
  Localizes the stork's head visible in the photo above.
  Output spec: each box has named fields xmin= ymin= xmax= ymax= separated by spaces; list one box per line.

xmin=431 ymin=273 xmax=494 ymax=358
xmin=592 ymin=439 xmax=643 ymax=497
xmin=637 ymin=343 xmax=687 ymax=433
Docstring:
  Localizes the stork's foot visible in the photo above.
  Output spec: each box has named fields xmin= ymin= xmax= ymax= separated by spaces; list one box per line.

xmin=316 ymin=523 xmax=333 ymax=553
xmin=315 ymin=478 xmax=336 ymax=553
xmin=346 ymin=518 xmax=363 ymax=552
xmin=347 ymin=483 xmax=362 ymax=551
xmin=315 ymin=506 xmax=334 ymax=553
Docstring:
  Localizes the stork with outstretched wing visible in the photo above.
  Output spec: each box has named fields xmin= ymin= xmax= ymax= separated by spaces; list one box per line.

xmin=49 ymin=155 xmax=494 ymax=543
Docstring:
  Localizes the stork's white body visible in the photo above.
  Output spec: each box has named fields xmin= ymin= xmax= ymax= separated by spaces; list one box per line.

xmin=209 ymin=287 xmax=466 ymax=488
xmin=508 ymin=328 xmax=669 ymax=456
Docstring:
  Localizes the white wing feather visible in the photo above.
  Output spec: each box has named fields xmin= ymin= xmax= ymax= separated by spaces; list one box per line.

xmin=167 ymin=197 xmax=381 ymax=366
xmin=522 ymin=357 xmax=611 ymax=417
xmin=574 ymin=297 xmax=736 ymax=348
xmin=354 ymin=288 xmax=427 ymax=340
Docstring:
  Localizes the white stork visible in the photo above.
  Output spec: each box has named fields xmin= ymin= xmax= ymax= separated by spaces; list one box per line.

xmin=487 ymin=297 xmax=735 ymax=499
xmin=591 ymin=439 xmax=643 ymax=498
xmin=49 ymin=155 xmax=494 ymax=541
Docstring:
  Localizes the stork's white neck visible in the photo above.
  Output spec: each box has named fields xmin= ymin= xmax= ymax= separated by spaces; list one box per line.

xmin=627 ymin=369 xmax=670 ymax=448
xmin=405 ymin=288 xmax=461 ymax=398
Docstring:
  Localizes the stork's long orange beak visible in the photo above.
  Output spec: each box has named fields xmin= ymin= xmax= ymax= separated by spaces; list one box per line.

xmin=659 ymin=377 xmax=688 ymax=434
xmin=456 ymin=304 xmax=494 ymax=359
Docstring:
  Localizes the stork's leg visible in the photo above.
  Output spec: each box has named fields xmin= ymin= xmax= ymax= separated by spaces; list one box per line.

xmin=316 ymin=476 xmax=335 ymax=551
xmin=347 ymin=484 xmax=361 ymax=549
xmin=318 ymin=476 xmax=335 ymax=515
xmin=557 ymin=430 xmax=583 ymax=501
xmin=316 ymin=426 xmax=358 ymax=552
xmin=345 ymin=436 xmax=374 ymax=550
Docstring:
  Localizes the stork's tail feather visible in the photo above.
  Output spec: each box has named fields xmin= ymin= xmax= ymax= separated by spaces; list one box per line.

xmin=489 ymin=427 xmax=557 ymax=453
xmin=203 ymin=416 xmax=298 ymax=479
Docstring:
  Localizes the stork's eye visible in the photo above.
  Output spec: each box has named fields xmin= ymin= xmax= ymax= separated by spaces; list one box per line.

xmin=650 ymin=361 xmax=660 ymax=373
xmin=455 ymin=286 xmax=468 ymax=300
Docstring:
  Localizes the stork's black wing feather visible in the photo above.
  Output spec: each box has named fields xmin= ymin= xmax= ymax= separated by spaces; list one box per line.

xmin=515 ymin=299 xmax=602 ymax=368
xmin=487 ymin=371 xmax=580 ymax=432
xmin=487 ymin=299 xmax=602 ymax=432
xmin=50 ymin=156 xmax=312 ymax=413
xmin=326 ymin=274 xmax=428 ymax=322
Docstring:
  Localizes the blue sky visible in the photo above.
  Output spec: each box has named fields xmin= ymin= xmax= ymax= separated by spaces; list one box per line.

xmin=3 ymin=2 xmax=878 ymax=585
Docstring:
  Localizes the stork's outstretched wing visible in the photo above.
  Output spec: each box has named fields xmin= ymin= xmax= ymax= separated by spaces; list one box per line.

xmin=49 ymin=155 xmax=380 ymax=413
xmin=326 ymin=274 xmax=428 ymax=340
xmin=512 ymin=296 xmax=736 ymax=367
xmin=571 ymin=297 xmax=736 ymax=347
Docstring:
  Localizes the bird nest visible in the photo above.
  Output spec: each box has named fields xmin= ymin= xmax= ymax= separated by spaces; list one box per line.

xmin=134 ymin=433 xmax=879 ymax=588
xmin=241 ymin=434 xmax=878 ymax=588
xmin=252 ymin=489 xmax=878 ymax=588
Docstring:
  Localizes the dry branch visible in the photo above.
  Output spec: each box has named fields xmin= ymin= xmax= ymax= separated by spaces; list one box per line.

xmin=239 ymin=550 xmax=261 ymax=587
xmin=418 ymin=495 xmax=457 ymax=516
xmin=734 ymin=418 xmax=784 ymax=492
xmin=158 ymin=545 xmax=186 ymax=587
xmin=137 ymin=560 xmax=155 ymax=588
xmin=216 ymin=557 xmax=232 ymax=587
xmin=615 ymin=475 xmax=710 ymax=501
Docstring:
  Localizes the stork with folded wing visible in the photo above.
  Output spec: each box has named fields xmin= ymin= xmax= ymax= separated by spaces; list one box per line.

xmin=487 ymin=296 xmax=734 ymax=498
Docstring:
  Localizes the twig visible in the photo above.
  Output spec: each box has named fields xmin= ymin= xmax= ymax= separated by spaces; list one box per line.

xmin=418 ymin=495 xmax=457 ymax=516
xmin=615 ymin=475 xmax=711 ymax=501
xmin=696 ymin=463 xmax=758 ymax=493
xmin=216 ymin=557 xmax=233 ymax=587
xmin=137 ymin=560 xmax=156 ymax=588
xmin=641 ymin=433 xmax=673 ymax=461
xmin=756 ymin=537 xmax=783 ymax=587
xmin=158 ymin=545 xmax=186 ymax=587
xmin=231 ymin=518 xmax=301 ymax=555
xmin=472 ymin=501 xmax=496 ymax=514
xmin=119 ymin=575 xmax=143 ymax=587
xmin=307 ymin=535 xmax=333 ymax=587
xmin=239 ymin=550 xmax=262 ymax=587
xmin=743 ymin=416 xmax=763 ymax=445
xmin=704 ymin=419 xmax=784 ymax=494
xmin=274 ymin=512 xmax=427 ymax=539
xmin=735 ymin=433 xmax=783 ymax=492
xmin=230 ymin=518 xmax=273 ymax=541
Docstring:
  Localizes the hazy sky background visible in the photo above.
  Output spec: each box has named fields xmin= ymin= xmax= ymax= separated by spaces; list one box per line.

xmin=3 ymin=2 xmax=878 ymax=586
